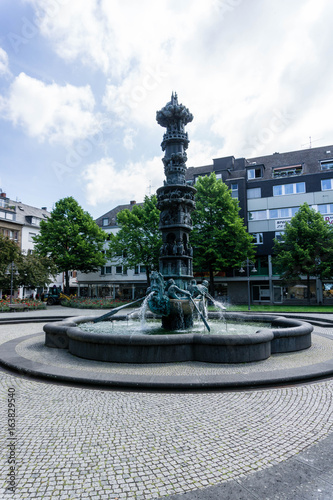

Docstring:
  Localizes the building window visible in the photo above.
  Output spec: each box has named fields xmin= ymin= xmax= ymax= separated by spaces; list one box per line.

xmin=28 ymin=232 xmax=36 ymax=242
xmin=320 ymin=160 xmax=333 ymax=170
xmin=323 ymin=283 xmax=333 ymax=299
xmin=0 ymin=211 xmax=15 ymax=221
xmin=247 ymin=187 xmax=261 ymax=199
xmin=272 ymin=165 xmax=302 ymax=178
xmin=105 ymin=266 xmax=112 ymax=274
xmin=101 ymin=267 xmax=105 ymax=275
xmin=269 ymin=207 xmax=299 ymax=219
xmin=269 ymin=209 xmax=278 ymax=218
xmin=247 ymin=167 xmax=262 ymax=180
xmin=280 ymin=208 xmax=290 ymax=218
xmin=321 ymin=179 xmax=333 ymax=191
xmin=251 ymin=233 xmax=263 ymax=244
xmin=231 ymin=183 xmax=238 ymax=198
xmin=248 ymin=210 xmax=267 ymax=221
xmin=102 ymin=218 xmax=109 ymax=226
xmin=31 ymin=217 xmax=41 ymax=226
xmin=275 ymin=231 xmax=285 ymax=242
xmin=252 ymin=285 xmax=270 ymax=301
xmin=116 ymin=266 xmax=122 ymax=274
xmin=140 ymin=265 xmax=146 ymax=274
xmin=1 ymin=229 xmax=19 ymax=241
xmin=134 ymin=265 xmax=139 ymax=275
xmin=215 ymin=173 xmax=222 ymax=180
xmin=318 ymin=204 xmax=333 ymax=214
xmin=249 ymin=207 xmax=299 ymax=221
xmin=273 ymin=182 xmax=305 ymax=196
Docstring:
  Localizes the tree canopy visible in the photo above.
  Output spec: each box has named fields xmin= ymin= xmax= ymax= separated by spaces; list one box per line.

xmin=273 ymin=202 xmax=333 ymax=302
xmin=16 ymin=252 xmax=58 ymax=290
xmin=191 ymin=173 xmax=255 ymax=294
xmin=108 ymin=195 xmax=161 ymax=286
xmin=0 ymin=235 xmax=21 ymax=291
xmin=34 ymin=197 xmax=107 ymax=293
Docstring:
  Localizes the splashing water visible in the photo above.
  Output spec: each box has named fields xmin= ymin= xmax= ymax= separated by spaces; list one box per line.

xmin=139 ymin=292 xmax=155 ymax=329
xmin=209 ymin=297 xmax=227 ymax=331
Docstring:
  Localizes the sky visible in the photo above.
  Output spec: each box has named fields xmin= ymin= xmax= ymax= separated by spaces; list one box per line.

xmin=1 ymin=0 xmax=333 ymax=219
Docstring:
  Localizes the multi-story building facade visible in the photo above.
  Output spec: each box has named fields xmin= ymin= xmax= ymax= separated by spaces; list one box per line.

xmin=76 ymin=145 xmax=333 ymax=305
xmin=0 ymin=191 xmax=22 ymax=247
xmin=76 ymin=201 xmax=148 ymax=300
xmin=185 ymin=144 xmax=333 ymax=305
xmin=0 ymin=191 xmax=63 ymax=298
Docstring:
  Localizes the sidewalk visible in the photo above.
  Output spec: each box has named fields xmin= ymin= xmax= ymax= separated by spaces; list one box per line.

xmin=0 ymin=305 xmax=103 ymax=320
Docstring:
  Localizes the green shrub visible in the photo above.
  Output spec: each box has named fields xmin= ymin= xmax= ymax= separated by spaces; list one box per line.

xmin=0 ymin=298 xmax=46 ymax=312
xmin=61 ymin=297 xmax=131 ymax=309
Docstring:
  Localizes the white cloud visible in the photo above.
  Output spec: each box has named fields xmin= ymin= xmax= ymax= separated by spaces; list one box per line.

xmin=26 ymin=0 xmax=216 ymax=77
xmin=2 ymin=73 xmax=98 ymax=144
xmin=123 ymin=128 xmax=137 ymax=150
xmin=11 ymin=0 xmax=333 ymax=201
xmin=83 ymin=156 xmax=164 ymax=206
xmin=0 ymin=48 xmax=10 ymax=76
xmin=24 ymin=0 xmax=333 ymax=162
xmin=187 ymin=139 xmax=225 ymax=168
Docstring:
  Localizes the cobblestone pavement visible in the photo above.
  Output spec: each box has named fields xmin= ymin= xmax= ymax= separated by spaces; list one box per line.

xmin=0 ymin=319 xmax=332 ymax=499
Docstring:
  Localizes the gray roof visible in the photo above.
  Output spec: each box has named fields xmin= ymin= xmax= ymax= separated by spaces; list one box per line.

xmin=185 ymin=144 xmax=333 ymax=180
xmin=247 ymin=144 xmax=333 ymax=170
xmin=11 ymin=201 xmax=50 ymax=227
xmin=95 ymin=201 xmax=143 ymax=228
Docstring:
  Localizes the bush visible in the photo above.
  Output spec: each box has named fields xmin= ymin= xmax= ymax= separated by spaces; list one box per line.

xmin=61 ymin=297 xmax=132 ymax=309
xmin=0 ymin=298 xmax=47 ymax=312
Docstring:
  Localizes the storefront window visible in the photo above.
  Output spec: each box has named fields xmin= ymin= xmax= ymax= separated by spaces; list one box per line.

xmin=284 ymin=284 xmax=316 ymax=300
xmin=252 ymin=285 xmax=270 ymax=301
xmin=323 ymin=283 xmax=333 ymax=299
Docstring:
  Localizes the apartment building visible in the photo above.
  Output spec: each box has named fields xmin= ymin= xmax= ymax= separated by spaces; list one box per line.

xmin=185 ymin=144 xmax=333 ymax=304
xmin=76 ymin=201 xmax=148 ymax=299
xmin=0 ymin=191 xmax=63 ymax=298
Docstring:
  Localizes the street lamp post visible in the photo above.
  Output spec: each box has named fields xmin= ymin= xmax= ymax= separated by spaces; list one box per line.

xmin=6 ymin=262 xmax=17 ymax=304
xmin=240 ymin=258 xmax=257 ymax=310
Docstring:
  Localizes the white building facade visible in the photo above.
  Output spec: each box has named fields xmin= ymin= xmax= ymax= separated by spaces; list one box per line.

xmin=0 ymin=192 xmax=63 ymax=298
xmin=76 ymin=201 xmax=148 ymax=300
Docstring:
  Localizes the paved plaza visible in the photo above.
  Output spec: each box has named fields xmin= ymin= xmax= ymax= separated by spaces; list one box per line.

xmin=0 ymin=309 xmax=333 ymax=499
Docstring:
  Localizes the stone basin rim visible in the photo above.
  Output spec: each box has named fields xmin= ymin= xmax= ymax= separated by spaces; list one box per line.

xmin=43 ymin=312 xmax=313 ymax=364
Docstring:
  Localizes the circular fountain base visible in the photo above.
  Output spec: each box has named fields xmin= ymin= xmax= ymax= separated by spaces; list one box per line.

xmin=43 ymin=313 xmax=313 ymax=364
xmin=161 ymin=298 xmax=196 ymax=330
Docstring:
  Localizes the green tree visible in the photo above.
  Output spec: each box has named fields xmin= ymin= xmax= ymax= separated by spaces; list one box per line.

xmin=17 ymin=252 xmax=58 ymax=291
xmin=0 ymin=235 xmax=21 ymax=292
xmin=273 ymin=203 xmax=333 ymax=303
xmin=108 ymin=195 xmax=161 ymax=286
xmin=34 ymin=197 xmax=107 ymax=294
xmin=191 ymin=173 xmax=255 ymax=295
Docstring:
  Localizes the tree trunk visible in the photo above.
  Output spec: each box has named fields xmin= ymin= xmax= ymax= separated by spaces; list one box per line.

xmin=65 ymin=270 xmax=70 ymax=295
xmin=146 ymin=268 xmax=151 ymax=288
xmin=307 ymin=274 xmax=311 ymax=305
xmin=209 ymin=264 xmax=215 ymax=297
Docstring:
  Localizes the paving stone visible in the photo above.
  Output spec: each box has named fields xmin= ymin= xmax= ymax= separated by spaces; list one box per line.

xmin=0 ymin=320 xmax=333 ymax=499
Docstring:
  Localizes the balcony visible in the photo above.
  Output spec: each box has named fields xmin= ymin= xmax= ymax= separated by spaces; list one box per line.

xmin=272 ymin=165 xmax=303 ymax=178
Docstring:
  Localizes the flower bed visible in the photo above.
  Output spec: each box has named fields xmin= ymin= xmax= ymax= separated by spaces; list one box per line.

xmin=0 ymin=298 xmax=47 ymax=312
xmin=61 ymin=297 xmax=132 ymax=309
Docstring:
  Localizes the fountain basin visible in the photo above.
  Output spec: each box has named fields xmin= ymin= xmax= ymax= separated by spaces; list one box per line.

xmin=44 ymin=313 xmax=313 ymax=364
